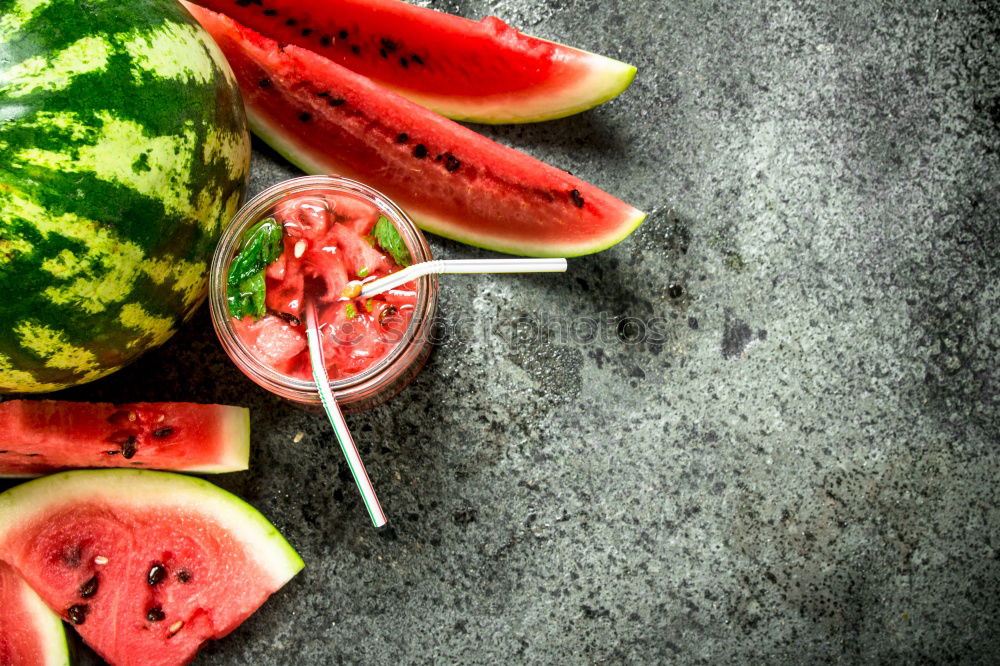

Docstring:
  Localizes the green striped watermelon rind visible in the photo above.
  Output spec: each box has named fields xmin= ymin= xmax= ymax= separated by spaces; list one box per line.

xmin=0 ymin=0 xmax=251 ymax=393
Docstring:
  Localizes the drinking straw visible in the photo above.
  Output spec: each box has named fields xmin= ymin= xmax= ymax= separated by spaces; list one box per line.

xmin=304 ymin=300 xmax=388 ymax=528
xmin=358 ymin=258 xmax=568 ymax=298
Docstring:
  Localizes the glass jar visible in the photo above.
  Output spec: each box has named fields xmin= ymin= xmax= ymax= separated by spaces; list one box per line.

xmin=209 ymin=176 xmax=438 ymax=412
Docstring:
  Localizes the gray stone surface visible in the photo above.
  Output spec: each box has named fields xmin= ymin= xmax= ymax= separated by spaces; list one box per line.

xmin=33 ymin=0 xmax=1000 ymax=663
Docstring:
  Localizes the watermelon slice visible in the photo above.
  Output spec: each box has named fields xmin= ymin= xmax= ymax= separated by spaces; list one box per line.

xmin=189 ymin=0 xmax=636 ymax=124
xmin=0 ymin=470 xmax=304 ymax=666
xmin=184 ymin=3 xmax=645 ymax=257
xmin=0 ymin=560 xmax=71 ymax=666
xmin=0 ymin=401 xmax=250 ymax=477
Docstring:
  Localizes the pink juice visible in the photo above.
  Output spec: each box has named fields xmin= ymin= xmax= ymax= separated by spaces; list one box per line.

xmin=231 ymin=192 xmax=418 ymax=381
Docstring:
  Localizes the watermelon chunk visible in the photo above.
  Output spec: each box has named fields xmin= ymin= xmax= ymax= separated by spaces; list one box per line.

xmin=0 ymin=560 xmax=71 ymax=666
xmin=184 ymin=3 xmax=646 ymax=257
xmin=0 ymin=401 xmax=250 ymax=477
xmin=189 ymin=0 xmax=636 ymax=123
xmin=0 ymin=470 xmax=304 ymax=666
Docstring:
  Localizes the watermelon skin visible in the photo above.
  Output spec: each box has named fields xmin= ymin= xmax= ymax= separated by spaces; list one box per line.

xmin=187 ymin=4 xmax=645 ymax=257
xmin=0 ymin=400 xmax=250 ymax=476
xmin=0 ymin=560 xmax=72 ymax=666
xmin=190 ymin=0 xmax=636 ymax=124
xmin=0 ymin=0 xmax=251 ymax=393
xmin=0 ymin=469 xmax=304 ymax=666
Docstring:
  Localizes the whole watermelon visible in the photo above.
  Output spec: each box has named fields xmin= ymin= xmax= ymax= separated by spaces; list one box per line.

xmin=0 ymin=0 xmax=250 ymax=393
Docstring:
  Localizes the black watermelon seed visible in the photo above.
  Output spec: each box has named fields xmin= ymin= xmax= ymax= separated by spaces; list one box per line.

xmin=147 ymin=607 xmax=166 ymax=622
xmin=148 ymin=564 xmax=166 ymax=586
xmin=320 ymin=35 xmax=332 ymax=46
xmin=379 ymin=48 xmax=387 ymax=58
xmin=410 ymin=54 xmax=423 ymax=65
xmin=258 ymin=78 xmax=272 ymax=88
xmin=328 ymin=98 xmax=345 ymax=106
xmin=400 ymin=57 xmax=408 ymax=68
xmin=317 ymin=91 xmax=330 ymax=97
xmin=235 ymin=0 xmax=254 ymax=6
xmin=445 ymin=155 xmax=461 ymax=172
xmin=79 ymin=576 xmax=98 ymax=599
xmin=0 ymin=450 xmax=6 ymax=454
xmin=381 ymin=38 xmax=398 ymax=52
xmin=177 ymin=570 xmax=192 ymax=583
xmin=301 ymin=28 xmax=313 ymax=36
xmin=351 ymin=45 xmax=361 ymax=55
xmin=263 ymin=9 xmax=277 ymax=16
xmin=24 ymin=453 xmax=39 ymax=457
xmin=299 ymin=112 xmax=312 ymax=122
xmin=105 ymin=450 xmax=119 ymax=455
xmin=67 ymin=605 xmax=89 ymax=625
xmin=396 ymin=133 xmax=408 ymax=143
xmin=121 ymin=436 xmax=137 ymax=459
xmin=668 ymin=284 xmax=684 ymax=298
xmin=285 ymin=18 xmax=297 ymax=26
xmin=570 ymin=189 xmax=585 ymax=208
xmin=339 ymin=29 xmax=349 ymax=39
xmin=413 ymin=144 xmax=427 ymax=158
xmin=153 ymin=427 xmax=173 ymax=438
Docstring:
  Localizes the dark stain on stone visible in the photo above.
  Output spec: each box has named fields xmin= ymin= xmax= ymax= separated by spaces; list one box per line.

xmin=688 ymin=316 xmax=699 ymax=330
xmin=453 ymin=508 xmax=478 ymax=525
xmin=721 ymin=312 xmax=754 ymax=359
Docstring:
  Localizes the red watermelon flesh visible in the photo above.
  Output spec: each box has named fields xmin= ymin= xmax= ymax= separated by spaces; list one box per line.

xmin=0 ymin=401 xmax=249 ymax=477
xmin=188 ymin=0 xmax=637 ymax=123
xmin=184 ymin=3 xmax=646 ymax=257
xmin=0 ymin=470 xmax=304 ymax=666
xmin=0 ymin=560 xmax=71 ymax=666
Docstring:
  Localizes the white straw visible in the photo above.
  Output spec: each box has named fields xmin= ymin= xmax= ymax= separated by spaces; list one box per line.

xmin=304 ymin=300 xmax=387 ymax=528
xmin=359 ymin=258 xmax=568 ymax=298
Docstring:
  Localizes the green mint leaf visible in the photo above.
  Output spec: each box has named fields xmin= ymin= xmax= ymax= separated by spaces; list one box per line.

xmin=242 ymin=272 xmax=267 ymax=320
xmin=371 ymin=216 xmax=411 ymax=267
xmin=228 ymin=218 xmax=282 ymax=286
xmin=364 ymin=298 xmax=373 ymax=312
xmin=357 ymin=266 xmax=369 ymax=278
xmin=345 ymin=302 xmax=357 ymax=319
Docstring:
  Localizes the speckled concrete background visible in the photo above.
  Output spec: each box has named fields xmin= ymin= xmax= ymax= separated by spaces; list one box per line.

xmin=45 ymin=0 xmax=1000 ymax=663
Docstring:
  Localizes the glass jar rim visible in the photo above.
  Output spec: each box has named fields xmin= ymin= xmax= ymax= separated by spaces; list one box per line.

xmin=208 ymin=175 xmax=435 ymax=402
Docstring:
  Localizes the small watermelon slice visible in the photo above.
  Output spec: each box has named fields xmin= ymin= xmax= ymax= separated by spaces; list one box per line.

xmin=0 ymin=560 xmax=71 ymax=666
xmin=189 ymin=0 xmax=636 ymax=124
xmin=185 ymin=4 xmax=645 ymax=257
xmin=0 ymin=469 xmax=304 ymax=666
xmin=0 ymin=401 xmax=250 ymax=477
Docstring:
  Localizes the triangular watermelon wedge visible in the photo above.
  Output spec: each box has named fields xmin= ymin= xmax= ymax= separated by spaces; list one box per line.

xmin=0 ymin=470 xmax=304 ymax=666
xmin=189 ymin=0 xmax=636 ymax=124
xmin=185 ymin=3 xmax=645 ymax=257
xmin=0 ymin=560 xmax=71 ymax=666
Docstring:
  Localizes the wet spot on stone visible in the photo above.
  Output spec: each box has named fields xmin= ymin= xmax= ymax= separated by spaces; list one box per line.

xmin=758 ymin=329 xmax=768 ymax=341
xmin=703 ymin=430 xmax=719 ymax=442
xmin=721 ymin=314 xmax=754 ymax=359
xmin=629 ymin=366 xmax=645 ymax=379
xmin=688 ymin=316 xmax=699 ymax=330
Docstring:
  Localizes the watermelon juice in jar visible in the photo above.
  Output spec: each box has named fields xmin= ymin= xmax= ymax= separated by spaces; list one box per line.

xmin=209 ymin=176 xmax=437 ymax=411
